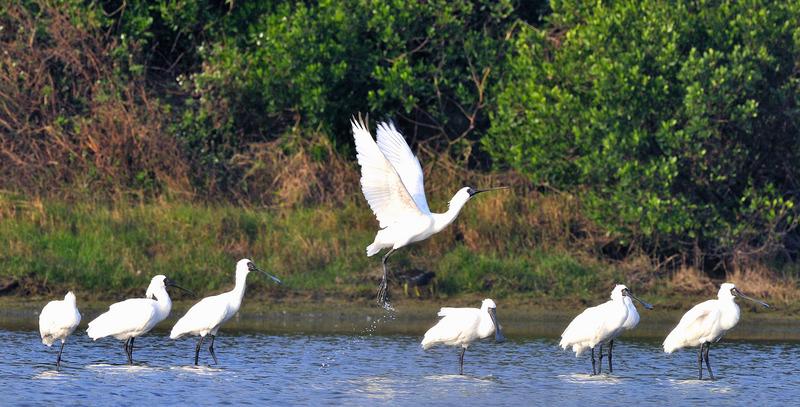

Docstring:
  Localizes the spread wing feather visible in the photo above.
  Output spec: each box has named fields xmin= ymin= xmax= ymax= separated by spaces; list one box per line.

xmin=375 ymin=121 xmax=430 ymax=214
xmin=351 ymin=116 xmax=424 ymax=228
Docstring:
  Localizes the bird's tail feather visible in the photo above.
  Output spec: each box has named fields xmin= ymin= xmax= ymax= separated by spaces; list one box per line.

xmin=662 ymin=330 xmax=683 ymax=353
xmin=420 ymin=334 xmax=435 ymax=350
xmin=169 ymin=318 xmax=189 ymax=339
xmin=86 ymin=314 xmax=116 ymax=340
xmin=366 ymin=243 xmax=381 ymax=257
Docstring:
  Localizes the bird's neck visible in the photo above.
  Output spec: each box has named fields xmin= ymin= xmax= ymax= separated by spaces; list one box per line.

xmin=719 ymin=298 xmax=741 ymax=329
xmin=478 ymin=308 xmax=495 ymax=337
xmin=431 ymin=197 xmax=469 ymax=233
xmin=232 ymin=272 xmax=249 ymax=303
xmin=152 ymin=289 xmax=173 ymax=314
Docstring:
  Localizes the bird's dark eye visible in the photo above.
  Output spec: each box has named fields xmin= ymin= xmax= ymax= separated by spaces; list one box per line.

xmin=247 ymin=262 xmax=255 ymax=271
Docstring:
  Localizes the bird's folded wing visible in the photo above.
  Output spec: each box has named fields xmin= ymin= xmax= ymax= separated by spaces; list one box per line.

xmin=38 ymin=302 xmax=59 ymax=332
xmin=375 ymin=121 xmax=431 ymax=214
xmin=352 ymin=116 xmax=424 ymax=228
xmin=560 ymin=303 xmax=602 ymax=339
xmin=680 ymin=302 xmax=720 ymax=335
xmin=88 ymin=298 xmax=157 ymax=337
xmin=176 ymin=295 xmax=229 ymax=332
xmin=437 ymin=307 xmax=478 ymax=318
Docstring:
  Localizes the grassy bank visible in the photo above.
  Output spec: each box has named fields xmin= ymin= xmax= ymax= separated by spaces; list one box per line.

xmin=1 ymin=194 xmax=798 ymax=312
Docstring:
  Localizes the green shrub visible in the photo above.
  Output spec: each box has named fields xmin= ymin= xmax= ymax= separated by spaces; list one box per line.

xmin=176 ymin=0 xmax=541 ymax=191
xmin=487 ymin=0 xmax=800 ymax=263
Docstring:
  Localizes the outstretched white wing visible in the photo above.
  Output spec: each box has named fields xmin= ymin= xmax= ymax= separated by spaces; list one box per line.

xmin=375 ymin=121 xmax=431 ymax=214
xmin=352 ymin=116 xmax=425 ymax=228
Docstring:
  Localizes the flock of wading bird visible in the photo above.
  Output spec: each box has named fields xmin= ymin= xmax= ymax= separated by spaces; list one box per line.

xmin=37 ymin=116 xmax=770 ymax=380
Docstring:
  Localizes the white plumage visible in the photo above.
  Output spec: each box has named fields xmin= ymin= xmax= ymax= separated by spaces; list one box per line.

xmin=170 ymin=259 xmax=281 ymax=365
xmin=421 ymin=298 xmax=505 ymax=374
xmin=621 ymin=295 xmax=642 ymax=331
xmin=87 ymin=275 xmax=187 ymax=364
xmin=663 ymin=282 xmax=769 ymax=380
xmin=39 ymin=291 xmax=81 ymax=368
xmin=560 ymin=285 xmax=652 ymax=374
xmin=605 ymin=286 xmax=652 ymax=373
xmin=352 ymin=115 xmax=505 ymax=307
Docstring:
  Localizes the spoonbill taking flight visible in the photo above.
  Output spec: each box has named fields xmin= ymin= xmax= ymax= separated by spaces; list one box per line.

xmin=170 ymin=259 xmax=282 ymax=365
xmin=605 ymin=286 xmax=653 ymax=373
xmin=560 ymin=285 xmax=651 ymax=375
xmin=663 ymin=282 xmax=769 ymax=380
xmin=351 ymin=115 xmax=506 ymax=308
xmin=421 ymin=298 xmax=505 ymax=375
xmin=87 ymin=275 xmax=191 ymax=364
xmin=39 ymin=291 xmax=81 ymax=368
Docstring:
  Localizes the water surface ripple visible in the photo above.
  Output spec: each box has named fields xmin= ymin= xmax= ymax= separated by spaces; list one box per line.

xmin=3 ymin=329 xmax=799 ymax=406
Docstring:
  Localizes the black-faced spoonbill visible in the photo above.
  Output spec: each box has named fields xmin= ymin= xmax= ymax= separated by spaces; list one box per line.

xmin=605 ymin=286 xmax=653 ymax=372
xmin=169 ymin=259 xmax=282 ymax=365
xmin=663 ymin=282 xmax=769 ymax=380
xmin=87 ymin=275 xmax=191 ymax=364
xmin=560 ymin=285 xmax=650 ymax=375
xmin=351 ymin=115 xmax=506 ymax=308
xmin=421 ymin=298 xmax=505 ymax=375
xmin=39 ymin=291 xmax=81 ymax=368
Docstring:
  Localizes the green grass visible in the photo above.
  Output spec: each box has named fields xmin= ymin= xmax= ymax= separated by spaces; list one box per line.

xmin=0 ymin=196 xmax=619 ymax=302
xmin=2 ymin=196 xmax=796 ymax=311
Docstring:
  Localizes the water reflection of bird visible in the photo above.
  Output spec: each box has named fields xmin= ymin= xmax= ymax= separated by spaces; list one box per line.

xmin=351 ymin=115 xmax=506 ymax=308
xmin=39 ymin=291 xmax=81 ymax=369
xmin=421 ymin=299 xmax=505 ymax=375
xmin=560 ymin=285 xmax=652 ymax=375
xmin=401 ymin=270 xmax=437 ymax=298
xmin=170 ymin=259 xmax=282 ymax=365
xmin=663 ymin=282 xmax=769 ymax=380
xmin=87 ymin=275 xmax=191 ymax=364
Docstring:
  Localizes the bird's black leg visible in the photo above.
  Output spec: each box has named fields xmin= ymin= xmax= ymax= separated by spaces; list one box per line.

xmin=377 ymin=249 xmax=397 ymax=307
xmin=704 ymin=342 xmax=714 ymax=380
xmin=208 ymin=335 xmax=218 ymax=365
xmin=194 ymin=335 xmax=206 ymax=366
xmin=56 ymin=341 xmax=65 ymax=369
xmin=124 ymin=338 xmax=132 ymax=364
xmin=128 ymin=337 xmax=135 ymax=364
xmin=597 ymin=345 xmax=603 ymax=374
xmin=608 ymin=339 xmax=614 ymax=373
xmin=698 ymin=342 xmax=704 ymax=380
xmin=591 ymin=347 xmax=597 ymax=375
xmin=459 ymin=347 xmax=466 ymax=375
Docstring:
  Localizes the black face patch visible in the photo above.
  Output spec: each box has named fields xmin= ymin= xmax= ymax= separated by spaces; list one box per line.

xmin=247 ymin=262 xmax=256 ymax=272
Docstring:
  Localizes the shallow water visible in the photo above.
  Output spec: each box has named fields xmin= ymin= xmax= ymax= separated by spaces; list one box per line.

xmin=4 ymin=322 xmax=800 ymax=406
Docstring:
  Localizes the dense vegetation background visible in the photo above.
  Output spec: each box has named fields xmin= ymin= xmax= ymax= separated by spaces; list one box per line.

xmin=1 ymin=0 xmax=798 ymax=305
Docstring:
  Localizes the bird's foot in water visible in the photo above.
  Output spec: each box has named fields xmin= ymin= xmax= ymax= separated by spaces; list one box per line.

xmin=376 ymin=277 xmax=394 ymax=311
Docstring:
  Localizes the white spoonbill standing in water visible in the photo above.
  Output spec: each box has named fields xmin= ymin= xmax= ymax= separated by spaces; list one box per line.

xmin=351 ymin=115 xmax=506 ymax=307
xmin=560 ymin=285 xmax=651 ymax=374
xmin=87 ymin=275 xmax=191 ymax=364
xmin=605 ymin=285 xmax=653 ymax=373
xmin=170 ymin=259 xmax=282 ymax=365
xmin=663 ymin=282 xmax=769 ymax=380
xmin=421 ymin=298 xmax=505 ymax=375
xmin=39 ymin=291 xmax=81 ymax=368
